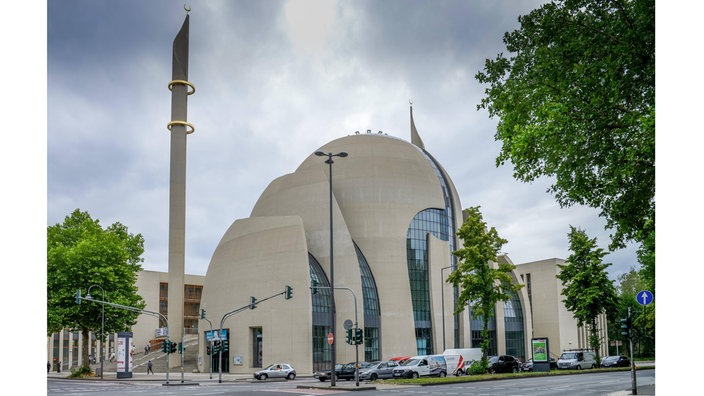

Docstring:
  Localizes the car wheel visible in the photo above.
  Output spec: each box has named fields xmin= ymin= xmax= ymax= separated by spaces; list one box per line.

xmin=412 ymin=372 xmax=419 ymax=379
xmin=512 ymin=366 xmax=519 ymax=373
xmin=260 ymin=374 xmax=267 ymax=380
xmin=576 ymin=365 xmax=582 ymax=370
xmin=591 ymin=364 xmax=596 ymax=369
xmin=318 ymin=377 xmax=326 ymax=382
xmin=287 ymin=373 xmax=295 ymax=380
xmin=439 ymin=371 xmax=446 ymax=378
xmin=455 ymin=369 xmax=463 ymax=377
xmin=489 ymin=368 xmax=496 ymax=374
xmin=370 ymin=373 xmax=378 ymax=381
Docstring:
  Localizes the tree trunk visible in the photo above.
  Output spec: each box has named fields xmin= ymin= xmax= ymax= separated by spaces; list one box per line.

xmin=81 ymin=328 xmax=92 ymax=370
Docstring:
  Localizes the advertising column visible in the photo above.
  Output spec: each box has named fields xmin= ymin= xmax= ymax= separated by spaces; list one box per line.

xmin=531 ymin=337 xmax=551 ymax=372
xmin=116 ymin=332 xmax=134 ymax=378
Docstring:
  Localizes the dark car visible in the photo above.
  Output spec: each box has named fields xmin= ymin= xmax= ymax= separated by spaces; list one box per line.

xmin=521 ymin=357 xmax=557 ymax=371
xmin=314 ymin=362 xmax=360 ymax=382
xmin=488 ymin=355 xmax=521 ymax=374
xmin=601 ymin=355 xmax=630 ymax=368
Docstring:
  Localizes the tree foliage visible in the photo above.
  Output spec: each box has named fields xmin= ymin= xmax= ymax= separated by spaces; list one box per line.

xmin=448 ymin=206 xmax=523 ymax=371
xmin=557 ymin=226 xmax=619 ymax=360
xmin=475 ymin=0 xmax=655 ymax=253
xmin=47 ymin=209 xmax=146 ymax=370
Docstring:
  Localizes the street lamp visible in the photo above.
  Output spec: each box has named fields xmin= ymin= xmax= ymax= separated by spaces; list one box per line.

xmin=314 ymin=150 xmax=347 ymax=387
xmin=440 ymin=266 xmax=452 ymax=351
xmin=86 ymin=284 xmax=105 ymax=380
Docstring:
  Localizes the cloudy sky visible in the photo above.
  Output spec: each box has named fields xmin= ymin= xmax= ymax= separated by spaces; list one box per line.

xmin=42 ymin=0 xmax=652 ymax=281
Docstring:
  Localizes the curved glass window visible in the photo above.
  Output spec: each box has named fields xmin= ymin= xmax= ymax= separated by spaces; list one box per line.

xmin=470 ymin=308 xmax=497 ymax=356
xmin=354 ymin=242 xmax=381 ymax=361
xmin=309 ymin=253 xmax=333 ymax=372
xmin=503 ymin=291 xmax=525 ymax=359
xmin=406 ymin=208 xmax=449 ymax=355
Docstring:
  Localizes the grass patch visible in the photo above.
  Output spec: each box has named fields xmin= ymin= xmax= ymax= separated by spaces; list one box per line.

xmin=68 ymin=366 xmax=95 ymax=378
xmin=377 ymin=366 xmax=650 ymax=386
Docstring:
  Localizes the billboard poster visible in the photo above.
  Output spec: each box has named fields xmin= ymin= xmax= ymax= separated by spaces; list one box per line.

xmin=116 ymin=337 xmax=126 ymax=372
xmin=532 ymin=338 xmax=548 ymax=362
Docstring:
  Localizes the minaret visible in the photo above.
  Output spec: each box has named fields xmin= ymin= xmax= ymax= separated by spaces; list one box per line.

xmin=410 ymin=101 xmax=426 ymax=149
xmin=166 ymin=11 xmax=195 ymax=369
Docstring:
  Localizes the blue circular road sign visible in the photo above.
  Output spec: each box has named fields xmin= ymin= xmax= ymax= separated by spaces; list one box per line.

xmin=636 ymin=290 xmax=654 ymax=306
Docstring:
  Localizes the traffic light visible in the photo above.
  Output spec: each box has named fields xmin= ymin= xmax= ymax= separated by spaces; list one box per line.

xmin=354 ymin=328 xmax=364 ymax=345
xmin=178 ymin=342 xmax=183 ymax=354
xmin=206 ymin=345 xmax=211 ymax=355
xmin=213 ymin=340 xmax=221 ymax=354
xmin=162 ymin=340 xmax=170 ymax=353
xmin=74 ymin=290 xmax=82 ymax=304
xmin=222 ymin=340 xmax=229 ymax=352
xmin=620 ymin=316 xmax=632 ymax=339
xmin=200 ymin=308 xmax=206 ymax=319
xmin=170 ymin=341 xmax=177 ymax=353
xmin=285 ymin=285 xmax=293 ymax=300
xmin=346 ymin=328 xmax=354 ymax=345
xmin=250 ymin=296 xmax=257 ymax=309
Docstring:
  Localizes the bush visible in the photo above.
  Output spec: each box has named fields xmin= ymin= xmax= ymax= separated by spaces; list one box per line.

xmin=68 ymin=366 xmax=93 ymax=378
xmin=467 ymin=360 xmax=487 ymax=375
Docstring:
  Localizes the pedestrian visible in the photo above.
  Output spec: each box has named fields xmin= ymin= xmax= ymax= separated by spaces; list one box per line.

xmin=144 ymin=345 xmax=148 ymax=355
xmin=57 ymin=361 xmax=61 ymax=373
xmin=147 ymin=360 xmax=153 ymax=374
xmin=109 ymin=352 xmax=115 ymax=362
xmin=147 ymin=343 xmax=151 ymax=353
xmin=47 ymin=361 xmax=51 ymax=373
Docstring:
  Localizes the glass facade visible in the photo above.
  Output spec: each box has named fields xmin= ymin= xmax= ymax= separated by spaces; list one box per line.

xmin=354 ymin=242 xmax=381 ymax=362
xmin=503 ymin=291 xmax=526 ymax=359
xmin=406 ymin=149 xmax=461 ymax=351
xmin=309 ymin=253 xmax=332 ymax=372
xmin=470 ymin=310 xmax=498 ymax=355
xmin=406 ymin=208 xmax=450 ymax=355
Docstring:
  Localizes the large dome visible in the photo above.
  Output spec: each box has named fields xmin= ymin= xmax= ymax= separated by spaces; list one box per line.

xmin=200 ymin=126 xmax=465 ymax=375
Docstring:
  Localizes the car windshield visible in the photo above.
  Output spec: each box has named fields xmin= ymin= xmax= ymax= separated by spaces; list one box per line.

xmin=560 ymin=352 xmax=578 ymax=359
xmin=401 ymin=358 xmax=420 ymax=366
xmin=263 ymin=364 xmax=277 ymax=370
xmin=488 ymin=356 xmax=498 ymax=363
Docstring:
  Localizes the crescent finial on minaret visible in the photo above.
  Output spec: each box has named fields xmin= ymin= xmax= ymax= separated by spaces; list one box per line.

xmin=184 ymin=3 xmax=191 ymax=13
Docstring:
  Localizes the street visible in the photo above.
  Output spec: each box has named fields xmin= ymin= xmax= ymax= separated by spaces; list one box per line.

xmin=48 ymin=369 xmax=655 ymax=396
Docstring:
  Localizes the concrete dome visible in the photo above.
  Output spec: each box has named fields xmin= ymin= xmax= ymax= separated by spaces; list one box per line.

xmin=200 ymin=131 xmax=464 ymax=375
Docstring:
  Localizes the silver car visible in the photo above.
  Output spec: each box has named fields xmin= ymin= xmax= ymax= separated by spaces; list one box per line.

xmin=253 ymin=363 xmax=296 ymax=380
xmin=359 ymin=360 xmax=399 ymax=381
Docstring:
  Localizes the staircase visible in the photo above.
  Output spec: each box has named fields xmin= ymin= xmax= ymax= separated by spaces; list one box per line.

xmin=92 ymin=335 xmax=200 ymax=375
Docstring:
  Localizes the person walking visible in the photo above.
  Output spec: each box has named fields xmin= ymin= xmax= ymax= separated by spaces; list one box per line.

xmin=47 ymin=361 xmax=51 ymax=373
xmin=147 ymin=360 xmax=153 ymax=375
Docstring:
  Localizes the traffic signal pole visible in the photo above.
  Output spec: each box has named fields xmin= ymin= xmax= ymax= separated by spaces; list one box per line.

xmin=311 ymin=285 xmax=361 ymax=387
xmin=217 ymin=286 xmax=293 ymax=383
xmin=75 ymin=291 xmax=172 ymax=384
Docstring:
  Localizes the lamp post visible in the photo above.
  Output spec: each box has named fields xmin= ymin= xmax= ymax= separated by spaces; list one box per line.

xmin=315 ymin=150 xmax=347 ymax=387
xmin=86 ymin=284 xmax=105 ymax=380
xmin=440 ymin=266 xmax=453 ymax=352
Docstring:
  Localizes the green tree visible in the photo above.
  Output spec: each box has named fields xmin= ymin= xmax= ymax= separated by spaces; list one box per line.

xmin=447 ymin=206 xmax=523 ymax=373
xmin=614 ymin=268 xmax=654 ymax=357
xmin=475 ymin=0 xmax=655 ymax=254
xmin=47 ymin=209 xmax=146 ymax=372
xmin=557 ymin=226 xmax=619 ymax=363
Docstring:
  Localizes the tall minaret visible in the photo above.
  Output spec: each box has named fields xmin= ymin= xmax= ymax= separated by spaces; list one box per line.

xmin=410 ymin=101 xmax=426 ymax=149
xmin=166 ymin=10 xmax=194 ymax=369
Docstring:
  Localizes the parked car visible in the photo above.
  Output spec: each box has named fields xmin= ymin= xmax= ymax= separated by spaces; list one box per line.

xmin=253 ymin=363 xmax=296 ymax=380
xmin=521 ymin=357 xmax=557 ymax=371
xmin=392 ymin=355 xmax=448 ymax=378
xmin=557 ymin=350 xmax=597 ymax=370
xmin=487 ymin=355 xmax=521 ymax=374
xmin=601 ymin=355 xmax=630 ymax=368
xmin=314 ymin=362 xmax=360 ymax=381
xmin=359 ymin=360 xmax=399 ymax=381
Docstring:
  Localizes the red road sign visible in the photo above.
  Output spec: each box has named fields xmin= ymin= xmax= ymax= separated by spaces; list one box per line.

xmin=327 ymin=332 xmax=334 ymax=345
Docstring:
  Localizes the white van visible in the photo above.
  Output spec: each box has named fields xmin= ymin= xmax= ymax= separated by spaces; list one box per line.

xmin=392 ymin=355 xmax=447 ymax=378
xmin=443 ymin=348 xmax=482 ymax=375
xmin=557 ymin=350 xmax=597 ymax=370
